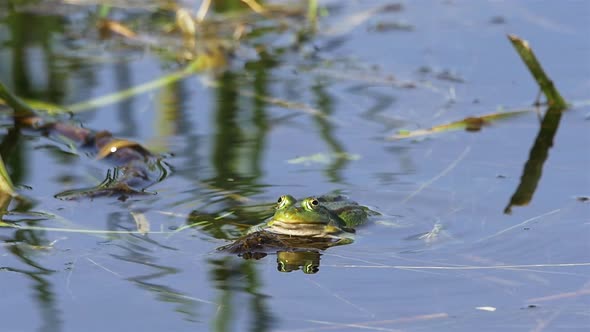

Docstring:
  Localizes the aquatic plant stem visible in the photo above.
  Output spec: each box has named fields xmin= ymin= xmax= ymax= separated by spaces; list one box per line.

xmin=504 ymin=34 xmax=569 ymax=213
xmin=508 ymin=34 xmax=567 ymax=109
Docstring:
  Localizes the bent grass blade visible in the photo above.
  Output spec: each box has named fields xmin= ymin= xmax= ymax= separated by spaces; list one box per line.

xmin=389 ymin=108 xmax=532 ymax=140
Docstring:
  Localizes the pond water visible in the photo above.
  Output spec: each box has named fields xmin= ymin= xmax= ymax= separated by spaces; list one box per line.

xmin=1 ymin=1 xmax=589 ymax=331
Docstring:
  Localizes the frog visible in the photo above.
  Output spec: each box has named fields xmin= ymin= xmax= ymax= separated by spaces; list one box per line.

xmin=249 ymin=194 xmax=376 ymax=238
xmin=217 ymin=194 xmax=378 ymax=255
xmin=246 ymin=195 xmax=350 ymax=238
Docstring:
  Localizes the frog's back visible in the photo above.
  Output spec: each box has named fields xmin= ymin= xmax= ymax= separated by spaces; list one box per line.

xmin=318 ymin=194 xmax=379 ymax=228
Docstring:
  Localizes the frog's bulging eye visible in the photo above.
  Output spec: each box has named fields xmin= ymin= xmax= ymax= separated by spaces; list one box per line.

xmin=311 ymin=199 xmax=319 ymax=206
xmin=304 ymin=262 xmax=319 ymax=274
xmin=277 ymin=196 xmax=283 ymax=203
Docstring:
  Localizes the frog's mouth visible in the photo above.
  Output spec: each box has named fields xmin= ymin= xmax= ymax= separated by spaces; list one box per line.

xmin=266 ymin=220 xmax=351 ymax=237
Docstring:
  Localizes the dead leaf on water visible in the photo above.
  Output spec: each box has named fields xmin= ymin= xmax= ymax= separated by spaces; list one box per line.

xmin=389 ymin=108 xmax=532 ymax=140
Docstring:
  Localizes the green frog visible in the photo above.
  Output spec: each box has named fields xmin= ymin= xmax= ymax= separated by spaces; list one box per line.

xmin=249 ymin=194 xmax=376 ymax=238
xmin=217 ymin=194 xmax=378 ymax=255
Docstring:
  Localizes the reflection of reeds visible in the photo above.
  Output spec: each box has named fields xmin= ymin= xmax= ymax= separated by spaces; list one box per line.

xmin=0 ymin=155 xmax=16 ymax=197
xmin=504 ymin=34 xmax=568 ymax=214
xmin=504 ymin=107 xmax=562 ymax=214
xmin=3 ymin=227 xmax=63 ymax=332
xmin=209 ymin=257 xmax=275 ymax=331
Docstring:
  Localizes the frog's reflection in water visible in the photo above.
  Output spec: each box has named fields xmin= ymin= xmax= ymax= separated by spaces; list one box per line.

xmin=277 ymin=251 xmax=321 ymax=274
xmin=239 ymin=250 xmax=322 ymax=274
xmin=220 ymin=230 xmax=355 ymax=274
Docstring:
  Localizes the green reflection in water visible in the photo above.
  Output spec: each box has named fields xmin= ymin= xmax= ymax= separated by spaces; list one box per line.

xmin=210 ymin=257 xmax=274 ymax=332
xmin=504 ymin=107 xmax=563 ymax=214
xmin=2 ymin=228 xmax=62 ymax=332
xmin=106 ymin=211 xmax=201 ymax=321
xmin=2 ymin=8 xmax=68 ymax=186
xmin=246 ymin=50 xmax=276 ymax=181
xmin=311 ymin=80 xmax=350 ymax=183
xmin=187 ymin=199 xmax=275 ymax=240
xmin=6 ymin=10 xmax=66 ymax=104
xmin=206 ymin=50 xmax=278 ymax=196
xmin=114 ymin=62 xmax=138 ymax=138
xmin=211 ymin=71 xmax=243 ymax=188
xmin=167 ymin=80 xmax=203 ymax=178
xmin=1 ymin=10 xmax=65 ymax=326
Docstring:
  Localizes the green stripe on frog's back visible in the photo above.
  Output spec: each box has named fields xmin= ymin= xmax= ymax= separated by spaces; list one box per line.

xmin=331 ymin=206 xmax=369 ymax=227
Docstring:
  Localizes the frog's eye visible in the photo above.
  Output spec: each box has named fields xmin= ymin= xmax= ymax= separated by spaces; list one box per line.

xmin=277 ymin=195 xmax=293 ymax=210
xmin=304 ymin=262 xmax=319 ymax=274
xmin=301 ymin=197 xmax=320 ymax=211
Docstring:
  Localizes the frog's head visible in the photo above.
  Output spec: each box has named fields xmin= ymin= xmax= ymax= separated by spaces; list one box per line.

xmin=266 ymin=195 xmax=345 ymax=237
xmin=269 ymin=196 xmax=330 ymax=225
